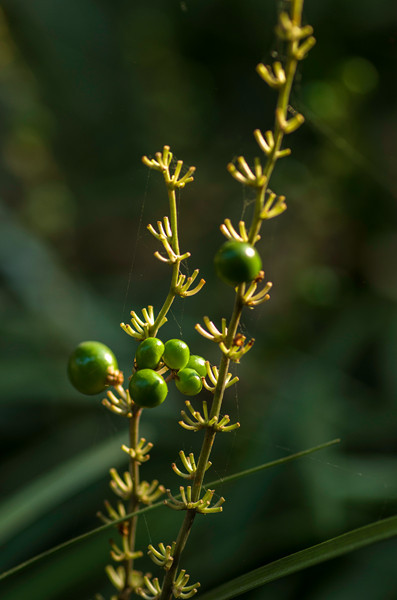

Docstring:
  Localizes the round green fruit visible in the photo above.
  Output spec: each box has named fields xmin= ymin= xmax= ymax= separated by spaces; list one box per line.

xmin=214 ymin=240 xmax=262 ymax=286
xmin=176 ymin=368 xmax=203 ymax=396
xmin=186 ymin=355 xmax=207 ymax=378
xmin=68 ymin=341 xmax=118 ymax=395
xmin=135 ymin=337 xmax=164 ymax=370
xmin=129 ymin=369 xmax=168 ymax=408
xmin=163 ymin=339 xmax=190 ymax=370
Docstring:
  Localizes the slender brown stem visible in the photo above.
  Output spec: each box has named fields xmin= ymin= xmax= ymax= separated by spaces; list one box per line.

xmin=118 ymin=406 xmax=142 ymax=600
xmin=128 ymin=407 xmax=142 ymax=568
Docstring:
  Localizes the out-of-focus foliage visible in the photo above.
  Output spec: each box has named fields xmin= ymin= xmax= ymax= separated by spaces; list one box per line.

xmin=0 ymin=0 xmax=396 ymax=599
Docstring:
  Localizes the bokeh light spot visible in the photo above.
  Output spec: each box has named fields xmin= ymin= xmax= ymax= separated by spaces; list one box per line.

xmin=342 ymin=56 xmax=378 ymax=94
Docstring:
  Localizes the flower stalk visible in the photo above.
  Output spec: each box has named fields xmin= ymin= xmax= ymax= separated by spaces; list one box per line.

xmin=98 ymin=146 xmax=203 ymax=599
xmin=155 ymin=2 xmax=315 ymax=598
xmin=70 ymin=2 xmax=315 ymax=598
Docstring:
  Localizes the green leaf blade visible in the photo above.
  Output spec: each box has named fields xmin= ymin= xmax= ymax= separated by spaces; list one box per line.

xmin=199 ymin=515 xmax=397 ymax=600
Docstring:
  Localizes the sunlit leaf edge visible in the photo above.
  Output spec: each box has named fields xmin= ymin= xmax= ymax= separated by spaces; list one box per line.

xmin=199 ymin=514 xmax=397 ymax=600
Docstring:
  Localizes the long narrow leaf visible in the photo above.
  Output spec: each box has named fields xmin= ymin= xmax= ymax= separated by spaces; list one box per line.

xmin=205 ymin=438 xmax=340 ymax=489
xmin=199 ymin=514 xmax=397 ymax=600
xmin=0 ymin=438 xmax=339 ymax=582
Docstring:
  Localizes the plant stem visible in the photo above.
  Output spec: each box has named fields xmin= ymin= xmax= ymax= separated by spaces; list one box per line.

xmin=159 ymin=2 xmax=306 ymax=597
xmin=128 ymin=407 xmax=142 ymax=570
xmin=151 ymin=187 xmax=181 ymax=336
xmin=159 ymin=292 xmax=244 ymax=600
xmin=119 ymin=406 xmax=142 ymax=600
xmin=249 ymin=2 xmax=302 ymax=245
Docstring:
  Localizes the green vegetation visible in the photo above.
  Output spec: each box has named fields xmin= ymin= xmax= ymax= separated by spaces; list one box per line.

xmin=1 ymin=0 xmax=396 ymax=599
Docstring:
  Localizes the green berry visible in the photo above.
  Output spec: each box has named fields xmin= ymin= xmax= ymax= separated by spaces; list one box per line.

xmin=186 ymin=355 xmax=207 ymax=378
xmin=214 ymin=240 xmax=262 ymax=286
xmin=129 ymin=369 xmax=168 ymax=408
xmin=163 ymin=339 xmax=190 ymax=370
xmin=176 ymin=368 xmax=203 ymax=396
xmin=135 ymin=337 xmax=164 ymax=370
xmin=68 ymin=341 xmax=118 ymax=395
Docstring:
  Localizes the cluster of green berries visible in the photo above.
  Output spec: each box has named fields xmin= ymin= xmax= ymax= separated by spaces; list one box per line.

xmin=68 ymin=241 xmax=261 ymax=401
xmin=131 ymin=337 xmax=206 ymax=408
xmin=68 ymin=338 xmax=207 ymax=409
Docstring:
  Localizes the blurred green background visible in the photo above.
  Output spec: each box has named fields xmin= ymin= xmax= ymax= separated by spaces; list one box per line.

xmin=0 ymin=0 xmax=396 ymax=598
